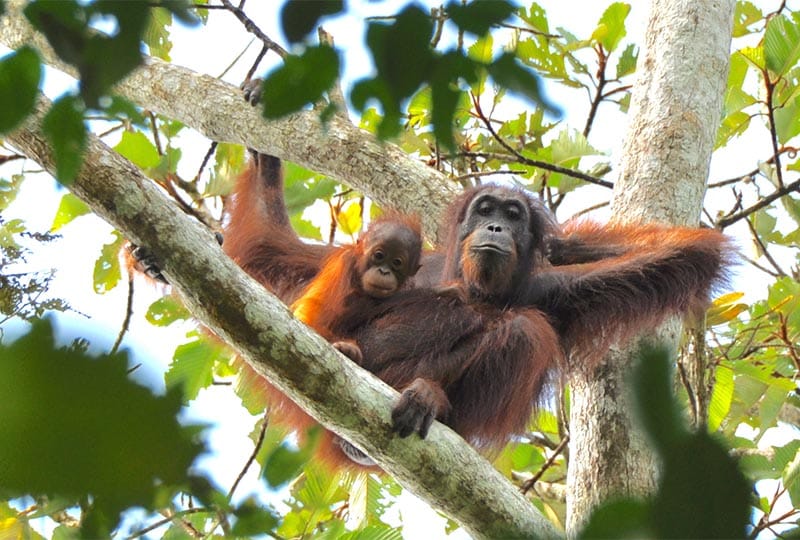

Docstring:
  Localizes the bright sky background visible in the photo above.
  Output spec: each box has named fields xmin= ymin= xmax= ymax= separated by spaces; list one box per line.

xmin=1 ymin=1 xmax=798 ymax=537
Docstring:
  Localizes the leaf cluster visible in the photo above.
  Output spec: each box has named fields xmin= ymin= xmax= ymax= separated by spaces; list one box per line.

xmin=0 ymin=0 xmax=199 ymax=182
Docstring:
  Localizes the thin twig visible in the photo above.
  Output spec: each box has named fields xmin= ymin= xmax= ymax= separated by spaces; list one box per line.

xmin=716 ymin=177 xmax=800 ymax=228
xmin=228 ymin=412 xmax=270 ymax=500
xmin=110 ymin=273 xmax=135 ymax=355
xmin=218 ymin=0 xmax=287 ymax=58
xmin=520 ymin=435 xmax=570 ymax=495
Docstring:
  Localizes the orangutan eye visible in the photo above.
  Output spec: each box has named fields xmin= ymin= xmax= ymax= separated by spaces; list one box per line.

xmin=373 ymin=250 xmax=385 ymax=262
xmin=392 ymin=257 xmax=404 ymax=269
xmin=476 ymin=199 xmax=493 ymax=216
xmin=506 ymin=204 xmax=522 ymax=221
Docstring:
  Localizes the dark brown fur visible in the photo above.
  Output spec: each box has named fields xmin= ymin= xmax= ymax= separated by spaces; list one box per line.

xmin=226 ymin=155 xmax=732 ymax=468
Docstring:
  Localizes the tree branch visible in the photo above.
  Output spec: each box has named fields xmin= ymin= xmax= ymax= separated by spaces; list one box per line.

xmin=0 ymin=0 xmax=457 ymax=241
xmin=7 ymin=95 xmax=560 ymax=540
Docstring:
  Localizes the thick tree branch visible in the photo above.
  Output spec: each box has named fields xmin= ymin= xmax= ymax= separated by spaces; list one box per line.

xmin=7 ymin=96 xmax=560 ymax=540
xmin=0 ymin=0 xmax=456 ymax=241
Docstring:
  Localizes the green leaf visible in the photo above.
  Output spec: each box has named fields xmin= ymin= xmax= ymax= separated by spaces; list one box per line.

xmin=283 ymin=162 xmax=338 ymax=216
xmin=367 ymin=5 xmax=433 ymax=98
xmin=154 ymin=0 xmax=202 ymax=26
xmin=764 ymin=14 xmax=800 ymax=77
xmin=550 ymin=129 xmax=602 ymax=165
xmin=263 ymin=427 xmax=321 ymax=488
xmin=632 ymin=347 xmax=686 ymax=448
xmin=339 ymin=525 xmax=403 ymax=540
xmin=716 ymin=110 xmax=751 ymax=148
xmin=114 ymin=130 xmax=161 ymax=169
xmin=25 ymin=0 xmax=149 ymax=107
xmin=468 ymin=34 xmax=494 ymax=64
xmin=707 ymin=364 xmax=733 ymax=431
xmin=146 ymin=295 xmax=191 ymax=327
xmin=516 ymin=37 xmax=572 ymax=84
xmin=446 ymin=0 xmax=516 ymax=36
xmin=739 ymin=45 xmax=765 ymax=71
xmin=261 ymin=45 xmax=339 ymax=119
xmin=467 ymin=34 xmax=493 ymax=94
xmin=784 ymin=447 xmax=800 ymax=507
xmin=337 ymin=201 xmax=363 ymax=237
xmin=231 ymin=498 xmax=280 ymax=536
xmin=592 ymin=2 xmax=630 ymax=52
xmin=632 ymin=348 xmax=751 ymax=539
xmin=517 ymin=3 xmax=549 ymax=34
xmin=42 ymin=94 xmax=86 ymax=184
xmin=93 ymin=230 xmax=124 ymax=294
xmin=774 ymin=91 xmax=800 ymax=144
xmin=280 ymin=0 xmax=343 ymax=43
xmin=0 ymin=174 xmax=24 ymax=212
xmin=579 ymin=499 xmax=649 ymax=539
xmin=51 ymin=192 xmax=91 ymax=231
xmin=143 ymin=7 xmax=174 ymax=61
xmin=165 ymin=335 xmax=221 ymax=400
xmin=615 ymin=43 xmax=637 ymax=78
xmin=0 ymin=319 xmax=202 ymax=534
xmin=733 ymin=1 xmax=763 ymax=37
xmin=207 ymin=142 xmax=244 ymax=197
xmin=0 ymin=46 xmax=41 ymax=134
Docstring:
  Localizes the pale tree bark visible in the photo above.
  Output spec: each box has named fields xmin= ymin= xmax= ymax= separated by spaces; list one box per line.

xmin=6 ymin=96 xmax=560 ymax=540
xmin=565 ymin=0 xmax=736 ymax=535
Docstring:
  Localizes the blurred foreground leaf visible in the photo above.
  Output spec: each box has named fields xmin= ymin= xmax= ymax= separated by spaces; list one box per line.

xmin=0 ymin=319 xmax=204 ymax=535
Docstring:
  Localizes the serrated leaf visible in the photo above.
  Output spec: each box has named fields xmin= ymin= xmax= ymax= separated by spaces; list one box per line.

xmin=467 ymin=34 xmax=492 ymax=94
xmin=143 ymin=7 xmax=174 ymax=61
xmin=165 ymin=336 xmax=221 ymax=400
xmin=42 ymin=94 xmax=86 ymax=184
xmin=339 ymin=525 xmax=403 ymax=540
xmin=615 ymin=43 xmax=637 ymax=78
xmin=93 ymin=231 xmax=124 ymax=294
xmin=114 ymin=130 xmax=161 ymax=170
xmin=550 ymin=129 xmax=602 ymax=165
xmin=51 ymin=192 xmax=91 ymax=231
xmin=468 ymin=34 xmax=494 ymax=64
xmin=707 ymin=365 xmax=734 ymax=431
xmin=592 ymin=2 xmax=630 ymax=52
xmin=263 ymin=427 xmax=321 ymax=488
xmin=733 ymin=1 xmax=763 ymax=37
xmin=738 ymin=46 xmax=765 ymax=70
xmin=764 ymin=14 xmax=800 ymax=77
xmin=781 ymin=194 xmax=800 ymax=224
xmin=290 ymin=215 xmax=322 ymax=241
xmin=716 ymin=110 xmax=751 ymax=148
xmin=774 ymin=96 xmax=800 ymax=144
xmin=783 ymin=446 xmax=800 ymax=507
xmin=0 ymin=46 xmax=41 ymax=134
xmin=145 ymin=296 xmax=191 ymax=327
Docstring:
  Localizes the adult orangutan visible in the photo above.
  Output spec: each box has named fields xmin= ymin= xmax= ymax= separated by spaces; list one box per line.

xmin=224 ymin=156 xmax=730 ymax=461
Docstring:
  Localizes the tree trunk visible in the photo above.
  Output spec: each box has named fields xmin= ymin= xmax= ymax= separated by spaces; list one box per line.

xmin=565 ymin=0 xmax=735 ymax=535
